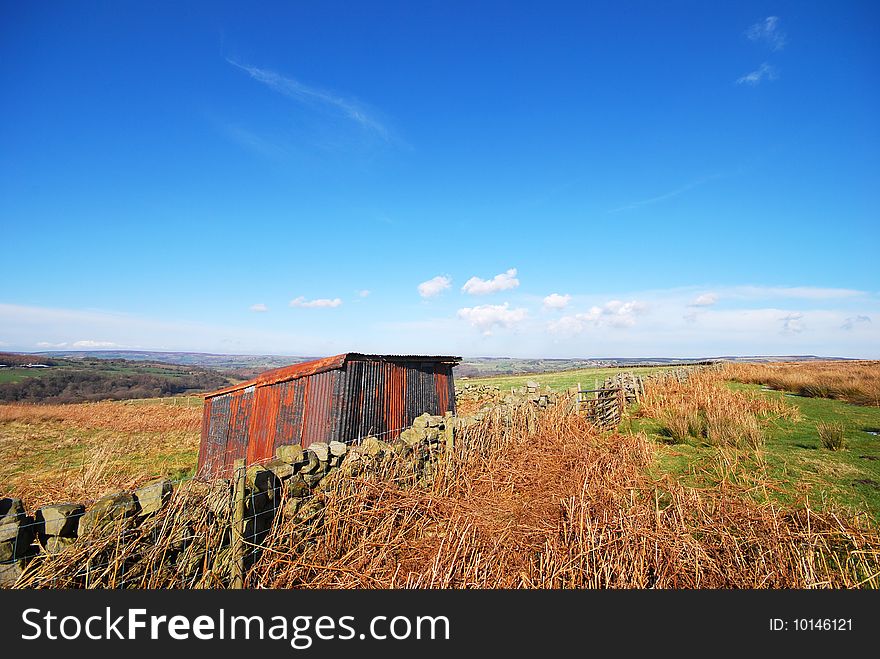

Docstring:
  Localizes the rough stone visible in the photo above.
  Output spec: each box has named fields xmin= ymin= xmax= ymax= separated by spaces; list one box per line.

xmin=246 ymin=465 xmax=280 ymax=493
xmin=296 ymin=499 xmax=325 ymax=522
xmin=299 ymin=450 xmax=322 ymax=474
xmin=281 ymin=497 xmax=303 ymax=519
xmin=0 ymin=559 xmax=25 ymax=587
xmin=0 ymin=498 xmax=25 ymax=542
xmin=276 ymin=443 xmax=304 ymax=466
xmin=43 ymin=535 xmax=77 ymax=555
xmin=361 ymin=436 xmax=391 ymax=457
xmin=134 ymin=479 xmax=173 ymax=516
xmin=0 ymin=525 xmax=34 ymax=561
xmin=36 ymin=503 xmax=84 ymax=538
xmin=328 ymin=441 xmax=347 ymax=457
xmin=78 ymin=492 xmax=139 ymax=536
xmin=286 ymin=475 xmax=310 ymax=499
xmin=399 ymin=428 xmax=424 ymax=447
xmin=264 ymin=458 xmax=295 ymax=480
xmin=412 ymin=413 xmax=433 ymax=430
xmin=309 ymin=442 xmax=330 ymax=463
xmin=303 ymin=472 xmax=324 ymax=487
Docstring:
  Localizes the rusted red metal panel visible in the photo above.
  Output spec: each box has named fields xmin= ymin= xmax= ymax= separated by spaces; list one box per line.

xmin=205 ymin=353 xmax=348 ymax=399
xmin=196 ymin=397 xmax=213 ymax=477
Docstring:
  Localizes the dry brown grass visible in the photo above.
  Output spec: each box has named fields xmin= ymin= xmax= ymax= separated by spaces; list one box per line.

xmin=1 ymin=399 xmax=201 ymax=508
xmin=0 ymin=399 xmax=201 ymax=433
xmin=724 ymin=361 xmax=880 ymax=407
xmin=15 ymin=402 xmax=880 ymax=589
xmin=638 ymin=369 xmax=800 ymax=448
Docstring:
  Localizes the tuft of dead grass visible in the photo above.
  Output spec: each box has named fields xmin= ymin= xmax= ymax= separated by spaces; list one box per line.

xmin=639 ymin=369 xmax=797 ymax=448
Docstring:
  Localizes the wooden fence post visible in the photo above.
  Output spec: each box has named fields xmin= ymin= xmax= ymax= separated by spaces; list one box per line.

xmin=231 ymin=458 xmax=246 ymax=589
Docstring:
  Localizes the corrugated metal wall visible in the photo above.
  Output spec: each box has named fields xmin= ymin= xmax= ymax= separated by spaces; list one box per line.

xmin=197 ymin=357 xmax=456 ymax=479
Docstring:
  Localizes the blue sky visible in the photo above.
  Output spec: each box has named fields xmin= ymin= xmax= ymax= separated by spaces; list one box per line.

xmin=1 ymin=1 xmax=878 ymax=358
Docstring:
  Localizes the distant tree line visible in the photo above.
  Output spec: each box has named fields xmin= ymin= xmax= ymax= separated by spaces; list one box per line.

xmin=0 ymin=370 xmax=230 ymax=404
xmin=0 ymin=352 xmax=57 ymax=367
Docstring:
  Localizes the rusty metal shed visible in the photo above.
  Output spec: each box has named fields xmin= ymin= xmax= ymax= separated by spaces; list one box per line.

xmin=197 ymin=353 xmax=460 ymax=479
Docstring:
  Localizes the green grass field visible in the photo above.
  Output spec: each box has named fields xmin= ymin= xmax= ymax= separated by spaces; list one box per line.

xmin=629 ymin=382 xmax=880 ymax=521
xmin=460 ymin=365 xmax=679 ymax=392
xmin=0 ymin=367 xmax=56 ymax=383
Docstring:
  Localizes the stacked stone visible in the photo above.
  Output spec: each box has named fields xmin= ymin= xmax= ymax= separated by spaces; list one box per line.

xmin=455 ymin=383 xmax=502 ymax=406
xmin=0 ymin=412 xmax=458 ymax=587
xmin=1 ymin=498 xmax=38 ymax=586
xmin=35 ymin=503 xmax=84 ymax=554
xmin=0 ymin=478 xmax=176 ymax=587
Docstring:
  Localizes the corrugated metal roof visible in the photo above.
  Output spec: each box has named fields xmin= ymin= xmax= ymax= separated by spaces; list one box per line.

xmin=204 ymin=353 xmax=461 ymax=399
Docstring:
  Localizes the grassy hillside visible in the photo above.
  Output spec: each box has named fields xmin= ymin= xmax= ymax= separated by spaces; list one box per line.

xmin=460 ymin=364 xmax=679 ymax=391
xmin=0 ymin=353 xmax=231 ymax=403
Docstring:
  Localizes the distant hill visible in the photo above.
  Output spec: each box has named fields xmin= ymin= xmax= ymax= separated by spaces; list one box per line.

xmin=24 ymin=349 xmax=854 ymax=382
xmin=0 ymin=352 xmax=232 ymax=404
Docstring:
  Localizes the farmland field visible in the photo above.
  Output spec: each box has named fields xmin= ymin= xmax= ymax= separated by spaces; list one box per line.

xmin=0 ymin=397 xmax=202 ymax=508
xmin=459 ymin=364 xmax=679 ymax=392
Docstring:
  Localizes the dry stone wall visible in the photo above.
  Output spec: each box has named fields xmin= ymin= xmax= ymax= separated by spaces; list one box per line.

xmin=0 ymin=412 xmax=455 ymax=588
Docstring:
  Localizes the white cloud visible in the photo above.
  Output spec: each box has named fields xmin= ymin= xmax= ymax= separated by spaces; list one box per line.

xmin=780 ymin=313 xmax=804 ymax=334
xmin=35 ymin=342 xmax=68 ymax=348
xmin=358 ymin=290 xmax=370 ymax=298
xmin=418 ymin=275 xmax=452 ymax=298
xmin=737 ymin=62 xmax=778 ymax=86
xmin=457 ymin=303 xmax=528 ymax=335
xmin=543 ymin=293 xmax=571 ymax=310
xmin=250 ymin=303 xmax=269 ymax=313
xmin=461 ymin=268 xmax=520 ymax=295
xmin=72 ymin=340 xmax=120 ymax=348
xmin=227 ymin=59 xmax=388 ymax=140
xmin=746 ymin=16 xmax=787 ymax=51
xmin=548 ymin=299 xmax=647 ymax=334
xmin=690 ymin=293 xmax=718 ymax=307
xmin=842 ymin=315 xmax=871 ymax=330
xmin=289 ymin=296 xmax=342 ymax=308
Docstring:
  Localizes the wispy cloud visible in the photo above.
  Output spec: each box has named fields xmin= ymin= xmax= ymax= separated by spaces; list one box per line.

xmin=780 ymin=312 xmax=804 ymax=334
xmin=543 ymin=293 xmax=571 ymax=310
xmin=214 ymin=120 xmax=286 ymax=158
xmin=746 ymin=16 xmax=787 ymax=51
xmin=418 ymin=275 xmax=452 ymax=298
xmin=250 ymin=303 xmax=269 ymax=313
xmin=457 ymin=303 xmax=528 ymax=335
xmin=72 ymin=340 xmax=121 ymax=348
xmin=227 ymin=59 xmax=389 ymax=140
xmin=548 ymin=299 xmax=647 ymax=334
xmin=734 ymin=286 xmax=864 ymax=300
xmin=737 ymin=62 xmax=778 ymax=86
xmin=609 ymin=175 xmax=719 ymax=213
xmin=289 ymin=296 xmax=342 ymax=309
xmin=842 ymin=315 xmax=871 ymax=330
xmin=358 ymin=290 xmax=371 ymax=298
xmin=689 ymin=293 xmax=718 ymax=307
xmin=461 ymin=268 xmax=520 ymax=295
